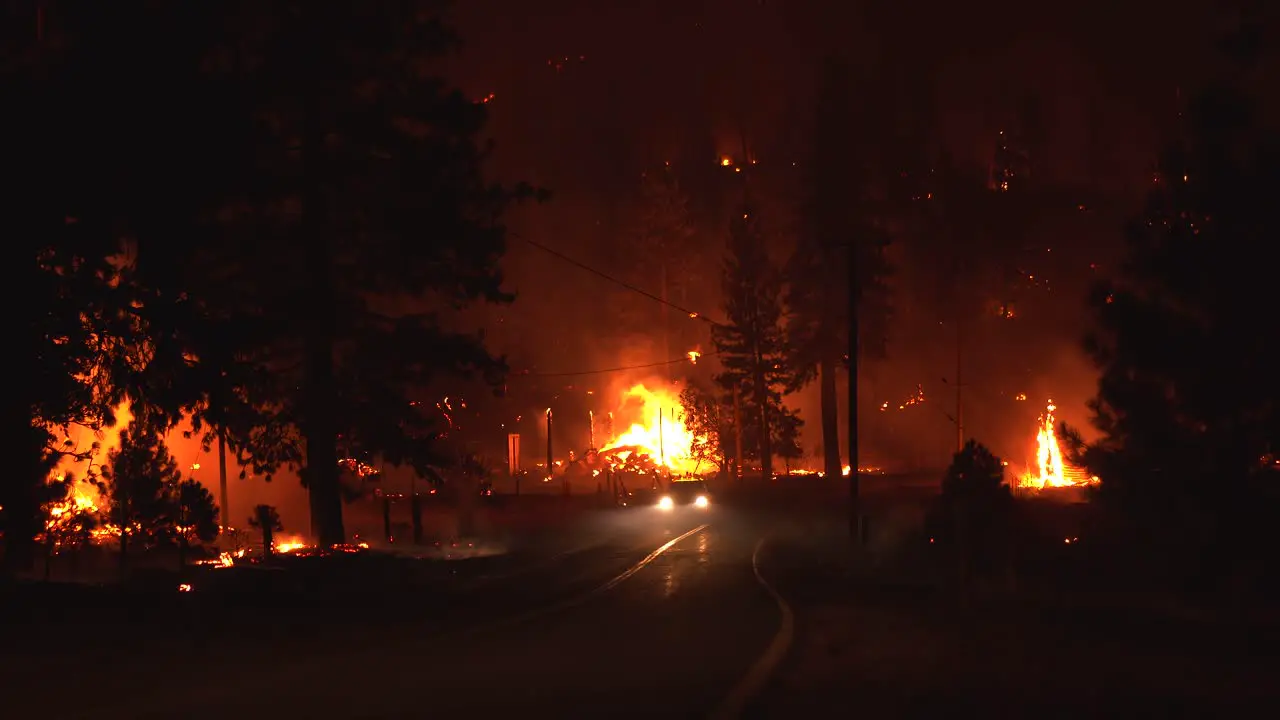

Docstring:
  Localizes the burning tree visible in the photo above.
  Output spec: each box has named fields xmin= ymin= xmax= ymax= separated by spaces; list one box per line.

xmin=1068 ymin=40 xmax=1280 ymax=582
xmin=713 ymin=202 xmax=800 ymax=480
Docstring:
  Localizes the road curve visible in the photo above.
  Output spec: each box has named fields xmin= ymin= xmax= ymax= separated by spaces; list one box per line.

xmin=45 ymin=508 xmax=784 ymax=719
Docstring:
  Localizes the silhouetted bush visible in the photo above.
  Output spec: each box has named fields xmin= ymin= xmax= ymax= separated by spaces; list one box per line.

xmin=926 ymin=440 xmax=1014 ymax=582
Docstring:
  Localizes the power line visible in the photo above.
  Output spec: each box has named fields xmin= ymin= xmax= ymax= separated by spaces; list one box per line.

xmin=512 ymin=232 xmax=722 ymax=327
xmin=515 ymin=351 xmax=720 ymax=378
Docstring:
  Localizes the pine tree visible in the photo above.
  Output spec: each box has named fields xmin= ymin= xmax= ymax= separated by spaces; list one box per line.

xmin=622 ymin=165 xmax=700 ymax=367
xmin=713 ymin=203 xmax=800 ymax=480
xmin=174 ymin=479 xmax=219 ymax=568
xmin=927 ymin=440 xmax=1013 ymax=580
xmin=679 ymin=385 xmax=727 ymax=475
xmin=69 ymin=3 xmax=538 ymax=547
xmin=785 ymin=57 xmax=893 ymax=480
xmin=249 ymin=504 xmax=283 ymax=559
xmin=3 ymin=5 xmax=143 ymax=574
xmin=1068 ymin=64 xmax=1280 ymax=582
xmin=103 ymin=415 xmax=185 ymax=568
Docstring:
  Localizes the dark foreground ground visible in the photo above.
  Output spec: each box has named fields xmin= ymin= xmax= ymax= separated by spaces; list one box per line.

xmin=7 ymin=476 xmax=1280 ymax=719
xmin=5 ymin=501 xmax=780 ymax=719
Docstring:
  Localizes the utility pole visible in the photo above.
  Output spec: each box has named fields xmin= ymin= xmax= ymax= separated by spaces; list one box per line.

xmin=733 ymin=385 xmax=744 ymax=482
xmin=661 ymin=262 xmax=671 ymax=381
xmin=658 ymin=408 xmax=665 ymax=468
xmin=217 ymin=428 xmax=230 ymax=532
xmin=848 ymin=231 xmax=862 ymax=546
xmin=546 ymin=408 xmax=556 ymax=492
xmin=955 ymin=317 xmax=965 ymax=452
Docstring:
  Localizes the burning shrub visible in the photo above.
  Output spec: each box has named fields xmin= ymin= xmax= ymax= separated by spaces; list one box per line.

xmin=927 ymin=440 xmax=1014 ymax=581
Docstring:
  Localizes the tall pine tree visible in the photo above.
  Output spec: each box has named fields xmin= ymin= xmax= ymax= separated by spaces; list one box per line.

xmin=786 ymin=57 xmax=893 ymax=480
xmin=4 ymin=2 xmax=148 ymax=574
xmin=714 ymin=203 xmax=799 ymax=480
xmin=623 ymin=165 xmax=699 ymax=370
xmin=73 ymin=3 xmax=537 ymax=546
xmin=1070 ymin=45 xmax=1280 ymax=583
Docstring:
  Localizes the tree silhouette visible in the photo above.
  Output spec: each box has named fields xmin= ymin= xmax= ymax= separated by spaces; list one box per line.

xmin=679 ymin=385 xmax=727 ymax=475
xmin=103 ymin=415 xmax=184 ymax=569
xmin=249 ymin=505 xmax=283 ymax=560
xmin=927 ymin=440 xmax=1013 ymax=580
xmin=625 ymin=166 xmax=700 ymax=368
xmin=1066 ymin=55 xmax=1280 ymax=584
xmin=174 ymin=479 xmax=219 ymax=569
xmin=61 ymin=4 xmax=540 ymax=547
xmin=785 ymin=57 xmax=893 ymax=480
xmin=3 ymin=10 xmax=146 ymax=573
xmin=713 ymin=203 xmax=800 ymax=479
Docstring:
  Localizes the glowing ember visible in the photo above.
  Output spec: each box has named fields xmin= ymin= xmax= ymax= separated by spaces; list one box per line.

xmin=1016 ymin=400 xmax=1099 ymax=491
xmin=273 ymin=535 xmax=308 ymax=554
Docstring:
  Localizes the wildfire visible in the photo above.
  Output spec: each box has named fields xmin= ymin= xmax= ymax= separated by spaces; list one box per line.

xmin=599 ymin=383 xmax=701 ymax=475
xmin=273 ymin=535 xmax=308 ymax=554
xmin=1016 ymin=400 xmax=1099 ymax=491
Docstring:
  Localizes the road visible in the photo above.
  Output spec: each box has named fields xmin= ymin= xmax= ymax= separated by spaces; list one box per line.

xmin=13 ymin=505 xmax=790 ymax=719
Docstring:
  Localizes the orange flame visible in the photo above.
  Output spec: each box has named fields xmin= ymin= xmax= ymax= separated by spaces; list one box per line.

xmin=1016 ymin=400 xmax=1099 ymax=491
xmin=600 ymin=383 xmax=700 ymax=475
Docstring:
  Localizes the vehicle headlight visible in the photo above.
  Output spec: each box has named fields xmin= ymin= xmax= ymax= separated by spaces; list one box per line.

xmin=658 ymin=496 xmax=674 ymax=510
xmin=694 ymin=495 xmax=709 ymax=508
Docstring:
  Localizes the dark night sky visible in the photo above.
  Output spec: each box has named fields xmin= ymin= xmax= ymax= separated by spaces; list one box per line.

xmin=431 ymin=0 xmax=1226 ymax=470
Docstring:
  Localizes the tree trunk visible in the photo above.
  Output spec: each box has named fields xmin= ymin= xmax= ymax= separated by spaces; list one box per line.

xmin=847 ymin=234 xmax=861 ymax=545
xmin=217 ymin=428 xmax=230 ymax=531
xmin=262 ymin=526 xmax=274 ymax=560
xmin=301 ymin=131 xmax=345 ymax=548
xmin=118 ymin=526 xmax=128 ymax=574
xmin=457 ymin=474 xmax=477 ymax=538
xmin=819 ymin=349 xmax=842 ymax=479
xmin=752 ymin=348 xmax=772 ymax=481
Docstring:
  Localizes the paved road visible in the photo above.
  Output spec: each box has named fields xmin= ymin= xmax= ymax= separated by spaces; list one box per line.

xmin=15 ymin=506 xmax=787 ymax=719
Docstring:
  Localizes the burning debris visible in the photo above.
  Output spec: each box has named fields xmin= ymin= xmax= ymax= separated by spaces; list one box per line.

xmin=598 ymin=383 xmax=699 ymax=475
xmin=1015 ymin=400 xmax=1099 ymax=491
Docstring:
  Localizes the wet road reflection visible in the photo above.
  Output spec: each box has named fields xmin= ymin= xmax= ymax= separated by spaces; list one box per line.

xmin=82 ymin=509 xmax=783 ymax=720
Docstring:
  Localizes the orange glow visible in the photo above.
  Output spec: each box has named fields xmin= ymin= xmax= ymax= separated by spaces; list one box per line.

xmin=687 ymin=350 xmax=701 ymax=365
xmin=720 ymin=156 xmax=732 ymax=167
xmin=1015 ymin=400 xmax=1100 ymax=491
xmin=600 ymin=383 xmax=701 ymax=475
xmin=272 ymin=535 xmax=308 ymax=554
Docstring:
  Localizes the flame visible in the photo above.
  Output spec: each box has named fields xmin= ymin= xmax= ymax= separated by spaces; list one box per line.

xmin=272 ymin=535 xmax=308 ymax=554
xmin=599 ymin=383 xmax=700 ymax=475
xmin=1016 ymin=400 xmax=1099 ymax=491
